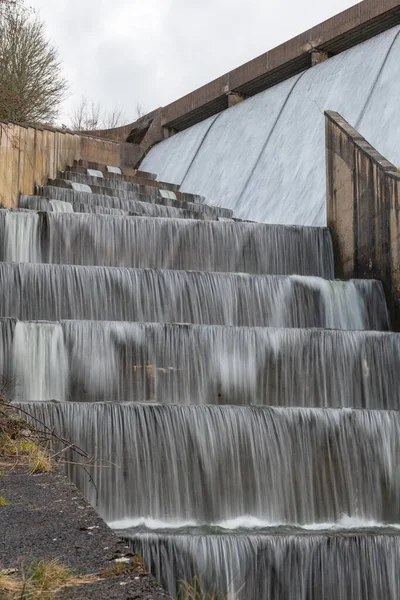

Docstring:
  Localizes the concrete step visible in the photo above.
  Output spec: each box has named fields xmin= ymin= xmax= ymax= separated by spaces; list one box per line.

xmin=19 ymin=195 xmax=127 ymax=216
xmin=40 ymin=181 xmax=233 ymax=219
xmin=33 ymin=187 xmax=230 ymax=220
xmin=65 ymin=164 xmax=179 ymax=192
xmin=59 ymin=170 xmax=207 ymax=206
xmin=0 ymin=210 xmax=333 ymax=277
xmin=73 ymin=159 xmax=157 ymax=181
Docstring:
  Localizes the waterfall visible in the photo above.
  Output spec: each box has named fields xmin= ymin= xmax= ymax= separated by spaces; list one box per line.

xmin=49 ymin=200 xmax=74 ymax=213
xmin=21 ymin=403 xmax=400 ymax=526
xmin=6 ymin=90 xmax=399 ymax=596
xmin=126 ymin=533 xmax=400 ymax=599
xmin=3 ymin=320 xmax=400 ymax=407
xmin=0 ymin=211 xmax=40 ymax=263
xmin=19 ymin=195 xmax=127 ymax=215
xmin=0 ymin=263 xmax=388 ymax=328
xmin=0 ymin=210 xmax=334 ymax=276
xmin=12 ymin=322 xmax=68 ymax=401
xmin=0 ymin=318 xmax=16 ymax=396
xmin=36 ymin=185 xmax=232 ymax=218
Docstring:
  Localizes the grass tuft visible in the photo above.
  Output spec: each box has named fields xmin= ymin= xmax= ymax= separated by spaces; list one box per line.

xmin=0 ymin=433 xmax=53 ymax=474
xmin=0 ymin=496 xmax=9 ymax=507
xmin=177 ymin=576 xmax=227 ymax=600
xmin=0 ymin=559 xmax=99 ymax=599
xmin=28 ymin=559 xmax=73 ymax=593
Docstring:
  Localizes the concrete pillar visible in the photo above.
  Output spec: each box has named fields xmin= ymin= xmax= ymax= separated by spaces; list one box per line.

xmin=227 ymin=92 xmax=247 ymax=108
xmin=311 ymin=49 xmax=329 ymax=66
xmin=162 ymin=127 xmax=177 ymax=140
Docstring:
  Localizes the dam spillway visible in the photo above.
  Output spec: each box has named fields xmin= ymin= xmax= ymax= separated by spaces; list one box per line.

xmin=4 ymin=41 xmax=400 ymax=596
xmin=140 ymin=25 xmax=400 ymax=226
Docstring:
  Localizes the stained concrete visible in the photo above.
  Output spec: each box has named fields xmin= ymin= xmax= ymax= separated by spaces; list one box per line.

xmin=326 ymin=110 xmax=400 ymax=330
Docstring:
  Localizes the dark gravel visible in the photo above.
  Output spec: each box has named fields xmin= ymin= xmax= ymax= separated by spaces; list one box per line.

xmin=0 ymin=469 xmax=170 ymax=599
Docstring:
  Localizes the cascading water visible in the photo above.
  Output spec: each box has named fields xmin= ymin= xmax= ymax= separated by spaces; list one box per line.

xmin=0 ymin=262 xmax=388 ymax=328
xmin=19 ymin=195 xmax=127 ymax=215
xmin=49 ymin=200 xmax=74 ymax=213
xmin=0 ymin=211 xmax=40 ymax=263
xmin=4 ymin=119 xmax=400 ymax=597
xmin=36 ymin=185 xmax=232 ymax=218
xmin=12 ymin=322 xmax=68 ymax=401
xmin=20 ymin=193 xmax=201 ymax=218
xmin=22 ymin=403 xmax=400 ymax=527
xmin=0 ymin=211 xmax=334 ymax=276
xmin=126 ymin=534 xmax=400 ymax=599
xmin=3 ymin=319 xmax=400 ymax=407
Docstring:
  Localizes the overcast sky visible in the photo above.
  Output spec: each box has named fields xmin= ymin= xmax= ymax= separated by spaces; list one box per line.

xmin=29 ymin=0 xmax=358 ymax=125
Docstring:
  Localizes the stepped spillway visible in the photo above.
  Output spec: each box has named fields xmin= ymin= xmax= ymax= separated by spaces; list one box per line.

xmin=3 ymin=156 xmax=400 ymax=598
xmin=0 ymin=210 xmax=334 ymax=276
xmin=140 ymin=25 xmax=400 ymax=226
xmin=2 ymin=319 xmax=400 ymax=407
xmin=125 ymin=533 xmax=400 ymax=599
xmin=23 ymin=402 xmax=400 ymax=527
xmin=0 ymin=262 xmax=387 ymax=328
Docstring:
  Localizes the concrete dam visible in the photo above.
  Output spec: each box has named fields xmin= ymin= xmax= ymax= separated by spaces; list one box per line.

xmin=141 ymin=25 xmax=400 ymax=226
xmin=1 ymin=0 xmax=400 ymax=597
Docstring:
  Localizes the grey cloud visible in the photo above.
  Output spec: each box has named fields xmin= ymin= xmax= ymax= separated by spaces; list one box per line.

xmin=30 ymin=0 xmax=357 ymax=125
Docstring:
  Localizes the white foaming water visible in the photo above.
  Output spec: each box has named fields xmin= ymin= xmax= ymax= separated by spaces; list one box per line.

xmin=299 ymin=515 xmax=400 ymax=531
xmin=106 ymin=166 xmax=122 ymax=175
xmin=3 ymin=211 xmax=40 ymax=262
xmin=292 ymin=275 xmax=367 ymax=330
xmin=110 ymin=514 xmax=400 ymax=532
xmin=87 ymin=169 xmax=104 ymax=178
xmin=109 ymin=517 xmax=198 ymax=530
xmin=13 ymin=322 xmax=69 ymax=401
xmin=70 ymin=182 xmax=92 ymax=193
xmin=49 ymin=199 xmax=74 ymax=213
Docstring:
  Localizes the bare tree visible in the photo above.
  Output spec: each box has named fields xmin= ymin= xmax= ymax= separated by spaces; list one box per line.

xmin=136 ymin=103 xmax=146 ymax=119
xmin=0 ymin=0 xmax=68 ymax=123
xmin=70 ymin=96 xmax=127 ymax=131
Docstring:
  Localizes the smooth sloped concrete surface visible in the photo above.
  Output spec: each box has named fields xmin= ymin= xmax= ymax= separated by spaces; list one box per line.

xmin=141 ymin=26 xmax=400 ymax=227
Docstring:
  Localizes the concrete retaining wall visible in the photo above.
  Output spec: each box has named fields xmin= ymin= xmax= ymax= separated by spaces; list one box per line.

xmin=326 ymin=110 xmax=400 ymax=329
xmin=0 ymin=120 xmax=138 ymax=208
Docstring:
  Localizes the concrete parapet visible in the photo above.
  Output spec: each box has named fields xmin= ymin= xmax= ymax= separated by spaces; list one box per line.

xmin=326 ymin=110 xmax=400 ymax=329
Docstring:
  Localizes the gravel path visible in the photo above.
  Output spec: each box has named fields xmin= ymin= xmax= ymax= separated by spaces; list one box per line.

xmin=0 ymin=469 xmax=170 ymax=599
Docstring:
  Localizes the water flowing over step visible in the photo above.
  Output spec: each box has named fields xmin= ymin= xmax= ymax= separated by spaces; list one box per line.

xmin=35 ymin=185 xmax=232 ymax=219
xmin=0 ymin=263 xmax=387 ymax=328
xmin=22 ymin=403 xmax=400 ymax=526
xmin=69 ymin=162 xmax=158 ymax=182
xmin=60 ymin=171 xmax=204 ymax=205
xmin=19 ymin=196 xmax=127 ymax=216
xmin=4 ymin=319 xmax=400 ymax=407
xmin=124 ymin=532 xmax=400 ymax=599
xmin=0 ymin=210 xmax=334 ymax=276
xmin=19 ymin=195 xmax=209 ymax=219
